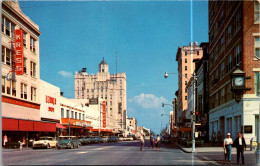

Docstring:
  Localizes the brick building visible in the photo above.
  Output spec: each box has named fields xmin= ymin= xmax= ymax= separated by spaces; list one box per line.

xmin=208 ymin=1 xmax=260 ymax=144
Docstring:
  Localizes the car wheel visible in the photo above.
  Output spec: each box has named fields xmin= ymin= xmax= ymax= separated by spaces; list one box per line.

xmin=70 ymin=144 xmax=74 ymax=149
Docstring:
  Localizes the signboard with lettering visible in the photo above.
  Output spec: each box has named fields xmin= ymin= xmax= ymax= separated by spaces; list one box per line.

xmin=46 ymin=96 xmax=56 ymax=105
xmin=102 ymin=101 xmax=106 ymax=128
xmin=15 ymin=29 xmax=24 ymax=75
xmin=244 ymin=125 xmax=252 ymax=133
xmin=89 ymin=98 xmax=98 ymax=104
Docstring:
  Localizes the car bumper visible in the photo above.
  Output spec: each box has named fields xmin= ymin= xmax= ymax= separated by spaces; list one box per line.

xmin=33 ymin=144 xmax=48 ymax=148
xmin=56 ymin=144 xmax=71 ymax=149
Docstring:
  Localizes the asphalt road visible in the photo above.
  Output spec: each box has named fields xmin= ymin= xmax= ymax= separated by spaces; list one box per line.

xmin=3 ymin=141 xmax=220 ymax=165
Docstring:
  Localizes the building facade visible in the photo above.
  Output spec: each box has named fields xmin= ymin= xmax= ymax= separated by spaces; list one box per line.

xmin=126 ymin=117 xmax=137 ymax=137
xmin=175 ymin=42 xmax=203 ymax=126
xmin=74 ymin=58 xmax=127 ymax=134
xmin=1 ymin=1 xmax=57 ymax=143
xmin=208 ymin=1 xmax=260 ymax=144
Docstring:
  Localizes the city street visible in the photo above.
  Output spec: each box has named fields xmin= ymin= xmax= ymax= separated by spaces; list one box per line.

xmin=3 ymin=141 xmax=219 ymax=165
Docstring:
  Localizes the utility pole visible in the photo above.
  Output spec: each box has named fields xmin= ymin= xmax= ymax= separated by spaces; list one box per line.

xmin=192 ymin=73 xmax=197 ymax=153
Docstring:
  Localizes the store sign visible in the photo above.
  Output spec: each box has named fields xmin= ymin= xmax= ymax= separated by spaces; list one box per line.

xmin=48 ymin=107 xmax=54 ymax=112
xmin=15 ymin=29 xmax=24 ymax=75
xmin=244 ymin=125 xmax=252 ymax=133
xmin=46 ymin=96 xmax=56 ymax=105
xmin=89 ymin=98 xmax=98 ymax=104
xmin=102 ymin=101 xmax=106 ymax=128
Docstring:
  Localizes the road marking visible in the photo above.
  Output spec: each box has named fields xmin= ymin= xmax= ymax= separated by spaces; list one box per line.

xmin=77 ymin=152 xmax=87 ymax=154
xmin=201 ymin=156 xmax=220 ymax=165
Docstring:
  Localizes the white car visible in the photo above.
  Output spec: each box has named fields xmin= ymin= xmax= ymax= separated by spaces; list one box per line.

xmin=33 ymin=136 xmax=57 ymax=149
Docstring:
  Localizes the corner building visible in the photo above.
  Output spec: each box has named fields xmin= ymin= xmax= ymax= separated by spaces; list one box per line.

xmin=74 ymin=58 xmax=127 ymax=134
xmin=208 ymin=1 xmax=260 ymax=144
xmin=1 ymin=1 xmax=56 ymax=142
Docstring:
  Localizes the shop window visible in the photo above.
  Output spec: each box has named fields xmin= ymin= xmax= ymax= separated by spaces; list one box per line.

xmin=71 ymin=111 xmax=74 ymax=119
xmin=255 ymin=37 xmax=260 ymax=59
xmin=23 ymin=32 xmax=27 ymax=47
xmin=61 ymin=108 xmax=64 ymax=118
xmin=24 ymin=58 xmax=27 ymax=74
xmin=30 ymin=61 xmax=36 ymax=77
xmin=255 ymin=72 xmax=260 ymax=95
xmin=20 ymin=83 xmax=27 ymax=99
xmin=31 ymin=87 xmax=36 ymax=101
xmin=2 ymin=76 xmax=5 ymax=93
xmin=30 ymin=37 xmax=36 ymax=53
xmin=255 ymin=1 xmax=260 ymax=23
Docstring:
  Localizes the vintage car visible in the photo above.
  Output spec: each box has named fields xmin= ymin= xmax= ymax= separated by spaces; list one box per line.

xmin=32 ymin=136 xmax=57 ymax=149
xmin=56 ymin=136 xmax=81 ymax=149
xmin=93 ymin=136 xmax=101 ymax=143
xmin=78 ymin=136 xmax=93 ymax=145
xmin=101 ymin=136 xmax=109 ymax=143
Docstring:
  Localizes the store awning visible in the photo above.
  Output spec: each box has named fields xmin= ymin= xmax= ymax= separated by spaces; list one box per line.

xmin=56 ymin=123 xmax=66 ymax=129
xmin=178 ymin=127 xmax=192 ymax=132
xmin=34 ymin=121 xmax=56 ymax=132
xmin=2 ymin=118 xmax=18 ymax=131
xmin=2 ymin=118 xmax=56 ymax=132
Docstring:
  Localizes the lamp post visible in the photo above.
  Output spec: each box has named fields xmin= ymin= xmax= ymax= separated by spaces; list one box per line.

xmin=164 ymin=71 xmax=197 ymax=153
xmin=161 ymin=113 xmax=171 ymax=135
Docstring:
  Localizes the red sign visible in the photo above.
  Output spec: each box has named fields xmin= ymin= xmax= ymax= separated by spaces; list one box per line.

xmin=46 ymin=96 xmax=56 ymax=105
xmin=2 ymin=96 xmax=40 ymax=109
xmin=48 ymin=107 xmax=54 ymax=112
xmin=102 ymin=101 xmax=106 ymax=128
xmin=15 ymin=29 xmax=24 ymax=75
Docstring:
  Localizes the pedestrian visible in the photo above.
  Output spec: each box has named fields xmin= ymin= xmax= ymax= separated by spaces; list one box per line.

xmin=155 ymin=134 xmax=161 ymax=151
xmin=223 ymin=133 xmax=233 ymax=162
xmin=140 ymin=133 xmax=144 ymax=151
xmin=149 ymin=134 xmax=154 ymax=149
xmin=234 ymin=132 xmax=246 ymax=165
xmin=18 ymin=140 xmax=23 ymax=150
xmin=3 ymin=134 xmax=8 ymax=147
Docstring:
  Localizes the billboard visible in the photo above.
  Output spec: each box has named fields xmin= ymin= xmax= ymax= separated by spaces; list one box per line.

xmin=15 ymin=29 xmax=24 ymax=75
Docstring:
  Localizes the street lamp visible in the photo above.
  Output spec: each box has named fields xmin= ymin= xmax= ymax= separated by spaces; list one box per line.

xmin=164 ymin=71 xmax=197 ymax=153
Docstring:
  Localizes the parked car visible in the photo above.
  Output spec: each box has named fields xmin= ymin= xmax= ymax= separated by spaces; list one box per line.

xmin=93 ymin=136 xmax=101 ymax=143
xmin=109 ymin=136 xmax=118 ymax=143
xmin=118 ymin=136 xmax=124 ymax=141
xmin=86 ymin=136 xmax=94 ymax=144
xmin=56 ymin=136 xmax=81 ymax=149
xmin=33 ymin=136 xmax=57 ymax=149
xmin=124 ymin=136 xmax=134 ymax=141
xmin=78 ymin=136 xmax=90 ymax=145
xmin=101 ymin=136 xmax=109 ymax=143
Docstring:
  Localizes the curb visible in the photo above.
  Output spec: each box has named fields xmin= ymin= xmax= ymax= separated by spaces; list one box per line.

xmin=174 ymin=142 xmax=193 ymax=153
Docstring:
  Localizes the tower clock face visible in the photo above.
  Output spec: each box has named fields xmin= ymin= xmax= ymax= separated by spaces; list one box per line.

xmin=234 ymin=77 xmax=244 ymax=86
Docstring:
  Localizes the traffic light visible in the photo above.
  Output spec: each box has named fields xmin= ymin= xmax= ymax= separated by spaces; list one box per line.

xmin=195 ymin=112 xmax=199 ymax=115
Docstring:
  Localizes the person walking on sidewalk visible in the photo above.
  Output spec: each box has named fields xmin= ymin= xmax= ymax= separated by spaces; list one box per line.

xmin=149 ymin=134 xmax=154 ymax=149
xmin=234 ymin=132 xmax=246 ymax=165
xmin=155 ymin=134 xmax=161 ymax=151
xmin=223 ymin=133 xmax=233 ymax=162
xmin=140 ymin=133 xmax=145 ymax=151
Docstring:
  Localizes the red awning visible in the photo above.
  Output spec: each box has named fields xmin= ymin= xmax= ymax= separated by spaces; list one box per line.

xmin=2 ymin=118 xmax=18 ymax=131
xmin=19 ymin=120 xmax=34 ymax=131
xmin=34 ymin=121 xmax=56 ymax=132
xmin=56 ymin=123 xmax=66 ymax=129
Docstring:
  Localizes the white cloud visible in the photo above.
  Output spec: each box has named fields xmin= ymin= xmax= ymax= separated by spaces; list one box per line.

xmin=128 ymin=93 xmax=168 ymax=109
xmin=58 ymin=70 xmax=73 ymax=78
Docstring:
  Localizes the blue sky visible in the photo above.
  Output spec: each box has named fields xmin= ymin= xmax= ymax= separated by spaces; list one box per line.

xmin=19 ymin=0 xmax=208 ymax=134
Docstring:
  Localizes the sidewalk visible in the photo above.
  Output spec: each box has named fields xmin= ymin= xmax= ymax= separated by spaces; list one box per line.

xmin=174 ymin=142 xmax=255 ymax=154
xmin=174 ymin=142 xmax=256 ymax=165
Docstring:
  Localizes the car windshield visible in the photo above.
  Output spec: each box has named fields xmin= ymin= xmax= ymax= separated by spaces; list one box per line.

xmin=59 ymin=137 xmax=74 ymax=140
xmin=36 ymin=137 xmax=53 ymax=141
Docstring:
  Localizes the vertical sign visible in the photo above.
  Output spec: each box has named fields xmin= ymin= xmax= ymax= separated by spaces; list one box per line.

xmin=15 ymin=29 xmax=24 ymax=75
xmin=102 ymin=101 xmax=106 ymax=128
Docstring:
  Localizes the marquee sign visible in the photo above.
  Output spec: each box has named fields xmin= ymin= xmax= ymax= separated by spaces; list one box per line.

xmin=102 ymin=101 xmax=106 ymax=128
xmin=15 ymin=29 xmax=24 ymax=75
